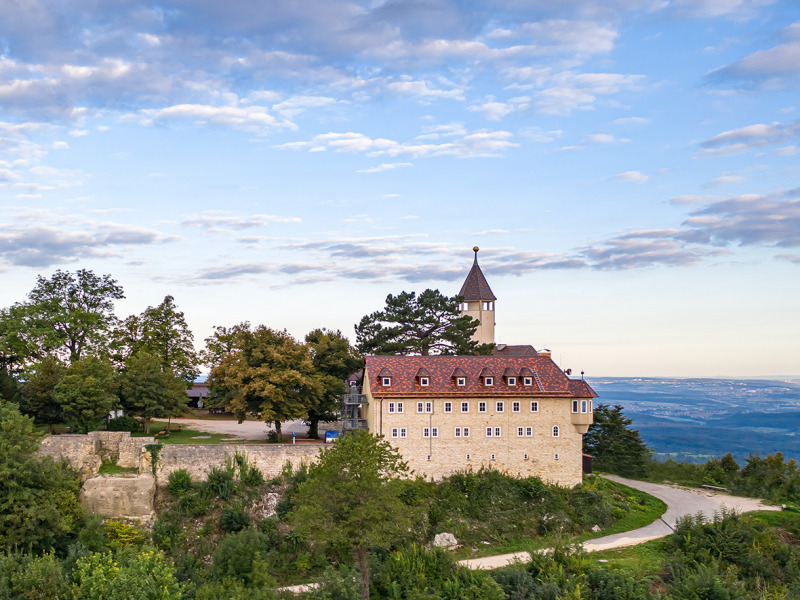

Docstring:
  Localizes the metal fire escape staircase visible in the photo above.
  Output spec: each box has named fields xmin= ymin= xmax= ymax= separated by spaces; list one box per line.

xmin=341 ymin=385 xmax=369 ymax=432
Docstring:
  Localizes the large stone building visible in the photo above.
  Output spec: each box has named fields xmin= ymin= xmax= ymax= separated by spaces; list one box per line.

xmin=354 ymin=249 xmax=596 ymax=487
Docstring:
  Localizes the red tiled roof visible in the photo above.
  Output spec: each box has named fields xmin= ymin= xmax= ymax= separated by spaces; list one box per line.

xmin=493 ymin=344 xmax=538 ymax=357
xmin=366 ymin=355 xmax=597 ymax=398
xmin=458 ymin=262 xmax=496 ymax=301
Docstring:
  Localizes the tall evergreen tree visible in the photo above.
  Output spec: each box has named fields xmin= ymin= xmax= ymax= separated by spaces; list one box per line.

xmin=355 ymin=289 xmax=493 ymax=356
xmin=583 ymin=404 xmax=651 ymax=478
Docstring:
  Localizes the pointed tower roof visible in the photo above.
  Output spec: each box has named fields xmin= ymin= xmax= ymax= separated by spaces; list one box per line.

xmin=458 ymin=247 xmax=496 ymax=301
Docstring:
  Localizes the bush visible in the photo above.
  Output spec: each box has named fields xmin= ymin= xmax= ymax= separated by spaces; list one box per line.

xmin=211 ymin=528 xmax=276 ymax=583
xmin=107 ymin=415 xmax=141 ymax=433
xmin=4 ymin=552 xmax=70 ymax=600
xmin=167 ymin=469 xmax=193 ymax=497
xmin=207 ymin=464 xmax=236 ymax=500
xmin=220 ymin=507 xmax=251 ymax=533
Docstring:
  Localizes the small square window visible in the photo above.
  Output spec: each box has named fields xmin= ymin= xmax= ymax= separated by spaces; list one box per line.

xmin=463 ymin=427 xmax=470 ymax=437
xmin=382 ymin=377 xmax=391 ymax=386
xmin=455 ymin=427 xmax=461 ymax=438
xmin=417 ymin=402 xmax=424 ymax=413
xmin=512 ymin=401 xmax=520 ymax=413
xmin=388 ymin=402 xmax=395 ymax=414
xmin=554 ymin=453 xmax=560 ymax=460
xmin=400 ymin=428 xmax=407 ymax=438
xmin=524 ymin=453 xmax=529 ymax=460
xmin=431 ymin=427 xmax=438 ymax=438
xmin=490 ymin=453 xmax=496 ymax=460
xmin=391 ymin=428 xmax=398 ymax=438
xmin=494 ymin=427 xmax=501 ymax=437
xmin=484 ymin=377 xmax=494 ymax=386
xmin=456 ymin=377 xmax=466 ymax=386
xmin=517 ymin=427 xmax=524 ymax=437
xmin=466 ymin=454 xmax=471 ymax=460
xmin=427 ymin=454 xmax=432 ymax=461
xmin=444 ymin=402 xmax=452 ymax=413
xmin=525 ymin=426 xmax=533 ymax=437
xmin=425 ymin=402 xmax=432 ymax=413
xmin=508 ymin=377 xmax=516 ymax=386
xmin=461 ymin=401 xmax=469 ymax=413
xmin=478 ymin=402 xmax=486 ymax=413
xmin=397 ymin=402 xmax=404 ymax=413
xmin=420 ymin=377 xmax=429 ymax=386
xmin=496 ymin=401 xmax=504 ymax=412
xmin=523 ymin=376 xmax=533 ymax=386
xmin=486 ymin=427 xmax=492 ymax=437
xmin=530 ymin=401 xmax=539 ymax=413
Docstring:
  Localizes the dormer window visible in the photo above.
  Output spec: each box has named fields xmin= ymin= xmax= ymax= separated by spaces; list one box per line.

xmin=415 ymin=367 xmax=431 ymax=388
xmin=456 ymin=377 xmax=466 ymax=386
xmin=507 ymin=377 xmax=516 ymax=386
xmin=420 ymin=377 xmax=429 ymax=386
xmin=523 ymin=376 xmax=532 ymax=386
xmin=484 ymin=377 xmax=493 ymax=386
xmin=451 ymin=367 xmax=467 ymax=387
xmin=382 ymin=377 xmax=391 ymax=387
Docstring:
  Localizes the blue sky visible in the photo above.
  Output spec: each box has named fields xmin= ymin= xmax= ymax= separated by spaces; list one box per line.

xmin=1 ymin=0 xmax=799 ymax=377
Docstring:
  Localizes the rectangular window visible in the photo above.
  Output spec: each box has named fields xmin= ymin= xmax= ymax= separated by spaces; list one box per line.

xmin=456 ymin=377 xmax=466 ymax=386
xmin=525 ymin=426 xmax=533 ymax=437
xmin=496 ymin=401 xmax=504 ymax=412
xmin=417 ymin=402 xmax=424 ymax=413
xmin=382 ymin=377 xmax=391 ymax=386
xmin=400 ymin=428 xmax=407 ymax=438
xmin=463 ymin=427 xmax=470 ymax=438
xmin=490 ymin=453 xmax=496 ymax=460
xmin=397 ymin=402 xmax=404 ymax=414
xmin=572 ymin=400 xmax=579 ymax=413
xmin=554 ymin=453 xmax=560 ymax=460
xmin=431 ymin=427 xmax=438 ymax=438
xmin=423 ymin=427 xmax=430 ymax=438
xmin=479 ymin=402 xmax=487 ymax=413
xmin=466 ymin=453 xmax=471 ymax=460
xmin=486 ymin=427 xmax=492 ymax=437
xmin=455 ymin=427 xmax=461 ymax=438
xmin=425 ymin=402 xmax=433 ymax=413
xmin=553 ymin=426 xmax=560 ymax=437
xmin=388 ymin=402 xmax=395 ymax=414
xmin=461 ymin=401 xmax=469 ymax=413
xmin=444 ymin=402 xmax=452 ymax=413
xmin=420 ymin=377 xmax=429 ymax=386
xmin=581 ymin=400 xmax=588 ymax=413
xmin=517 ymin=426 xmax=524 ymax=437
xmin=523 ymin=377 xmax=533 ymax=386
xmin=508 ymin=377 xmax=516 ymax=386
xmin=494 ymin=427 xmax=501 ymax=437
xmin=484 ymin=377 xmax=494 ymax=386
xmin=391 ymin=428 xmax=398 ymax=438
xmin=512 ymin=401 xmax=520 ymax=413
xmin=531 ymin=401 xmax=539 ymax=413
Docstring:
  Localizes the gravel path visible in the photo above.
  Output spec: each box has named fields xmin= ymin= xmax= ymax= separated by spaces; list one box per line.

xmin=166 ymin=417 xmax=319 ymax=441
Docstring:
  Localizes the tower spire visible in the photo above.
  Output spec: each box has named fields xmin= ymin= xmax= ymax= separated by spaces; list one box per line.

xmin=473 ymin=246 xmax=479 ymax=265
xmin=459 ymin=247 xmax=496 ymax=346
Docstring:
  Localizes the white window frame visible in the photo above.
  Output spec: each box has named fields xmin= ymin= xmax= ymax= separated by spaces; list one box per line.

xmin=490 ymin=453 xmax=496 ymax=460
xmin=444 ymin=402 xmax=452 ymax=413
xmin=388 ymin=402 xmax=395 ymax=414
xmin=466 ymin=453 xmax=471 ymax=460
xmin=417 ymin=402 xmax=424 ymax=413
xmin=382 ymin=377 xmax=391 ymax=386
xmin=572 ymin=400 xmax=579 ymax=413
xmin=478 ymin=401 xmax=487 ymax=413
xmin=425 ymin=401 xmax=433 ymax=413
xmin=455 ymin=427 xmax=461 ymax=438
xmin=456 ymin=377 xmax=466 ymax=387
xmin=486 ymin=427 xmax=493 ymax=437
xmin=484 ymin=376 xmax=494 ymax=386
xmin=581 ymin=400 xmax=588 ymax=413
xmin=460 ymin=401 xmax=469 ymax=413
xmin=525 ymin=426 xmax=533 ymax=437
xmin=517 ymin=426 xmax=524 ymax=437
xmin=530 ymin=401 xmax=539 ymax=413
xmin=397 ymin=402 xmax=404 ymax=414
xmin=554 ymin=453 xmax=560 ymax=460
xmin=523 ymin=376 xmax=533 ymax=386
xmin=494 ymin=427 xmax=501 ymax=437
xmin=552 ymin=426 xmax=560 ymax=438
xmin=463 ymin=427 xmax=470 ymax=438
xmin=400 ymin=427 xmax=407 ymax=438
xmin=391 ymin=428 xmax=398 ymax=438
xmin=423 ymin=427 xmax=431 ymax=438
xmin=508 ymin=376 xmax=516 ymax=386
xmin=431 ymin=427 xmax=438 ymax=438
xmin=420 ymin=376 xmax=429 ymax=386
xmin=496 ymin=401 xmax=504 ymax=413
xmin=512 ymin=401 xmax=520 ymax=413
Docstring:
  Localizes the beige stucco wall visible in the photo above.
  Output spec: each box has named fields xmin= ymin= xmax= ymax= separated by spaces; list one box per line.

xmin=461 ymin=301 xmax=495 ymax=346
xmin=370 ymin=396 xmax=584 ymax=487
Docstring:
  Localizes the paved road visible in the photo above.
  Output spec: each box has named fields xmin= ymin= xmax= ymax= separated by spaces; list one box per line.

xmin=459 ymin=475 xmax=780 ymax=569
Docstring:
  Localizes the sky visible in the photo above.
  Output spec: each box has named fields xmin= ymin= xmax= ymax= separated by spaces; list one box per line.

xmin=1 ymin=0 xmax=799 ymax=378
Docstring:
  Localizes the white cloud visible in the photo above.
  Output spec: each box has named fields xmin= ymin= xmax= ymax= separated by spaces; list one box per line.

xmin=585 ymin=133 xmax=616 ymax=143
xmin=52 ymin=141 xmax=69 ymax=149
xmin=614 ymin=170 xmax=649 ymax=183
xmin=138 ymin=103 xmax=297 ymax=134
xmin=357 ymin=162 xmax=412 ymax=173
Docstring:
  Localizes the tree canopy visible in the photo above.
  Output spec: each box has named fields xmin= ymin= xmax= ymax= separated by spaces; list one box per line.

xmin=355 ymin=289 xmax=493 ymax=356
xmin=20 ymin=356 xmax=65 ymax=432
xmin=289 ymin=431 xmax=412 ymax=599
xmin=207 ymin=325 xmax=323 ymax=435
xmin=583 ymin=404 xmax=651 ymax=478
xmin=119 ymin=352 xmax=188 ymax=433
xmin=54 ymin=356 xmax=118 ymax=433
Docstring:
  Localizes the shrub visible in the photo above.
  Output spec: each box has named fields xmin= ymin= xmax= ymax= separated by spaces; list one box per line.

xmin=207 ymin=464 xmax=236 ymax=500
xmin=167 ymin=469 xmax=193 ymax=497
xmin=220 ymin=507 xmax=250 ymax=533
xmin=73 ymin=547 xmax=184 ymax=600
xmin=107 ymin=415 xmax=141 ymax=433
xmin=104 ymin=520 xmax=147 ymax=549
xmin=6 ymin=552 xmax=70 ymax=600
xmin=211 ymin=528 xmax=275 ymax=583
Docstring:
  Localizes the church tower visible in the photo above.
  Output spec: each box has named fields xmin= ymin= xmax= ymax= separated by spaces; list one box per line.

xmin=458 ymin=247 xmax=496 ymax=346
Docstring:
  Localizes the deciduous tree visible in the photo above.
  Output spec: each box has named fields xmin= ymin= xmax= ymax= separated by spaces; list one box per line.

xmin=208 ymin=325 xmax=322 ymax=436
xmin=355 ymin=289 xmax=492 ymax=356
xmin=289 ymin=431 xmax=412 ymax=599
xmin=583 ymin=404 xmax=651 ymax=478
xmin=119 ymin=352 xmax=188 ymax=434
xmin=54 ymin=356 xmax=118 ymax=433
xmin=20 ymin=356 xmax=65 ymax=432
xmin=305 ymin=328 xmax=363 ymax=439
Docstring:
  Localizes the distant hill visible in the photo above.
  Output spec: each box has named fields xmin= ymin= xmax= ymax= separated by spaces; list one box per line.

xmin=589 ymin=377 xmax=800 ymax=464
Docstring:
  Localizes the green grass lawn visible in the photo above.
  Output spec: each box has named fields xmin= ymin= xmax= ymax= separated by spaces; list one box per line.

xmin=98 ymin=461 xmax=140 ymax=475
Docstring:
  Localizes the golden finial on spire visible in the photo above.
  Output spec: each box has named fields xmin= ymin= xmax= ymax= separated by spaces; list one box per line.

xmin=473 ymin=246 xmax=479 ymax=264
